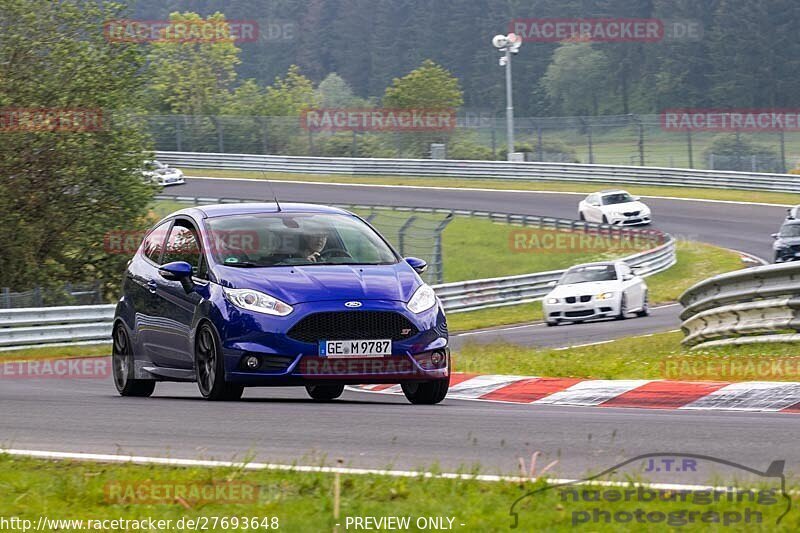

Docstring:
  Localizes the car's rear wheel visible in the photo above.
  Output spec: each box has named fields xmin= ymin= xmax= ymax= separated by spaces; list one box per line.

xmin=305 ymin=384 xmax=345 ymax=401
xmin=401 ymin=379 xmax=449 ymax=405
xmin=195 ymin=323 xmax=243 ymax=401
xmin=636 ymin=291 xmax=650 ymax=317
xmin=112 ymin=324 xmax=155 ymax=397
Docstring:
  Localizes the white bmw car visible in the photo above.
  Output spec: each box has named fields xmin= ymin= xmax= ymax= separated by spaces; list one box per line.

xmin=141 ymin=160 xmax=185 ymax=186
xmin=542 ymin=261 xmax=649 ymax=326
xmin=578 ymin=190 xmax=651 ymax=225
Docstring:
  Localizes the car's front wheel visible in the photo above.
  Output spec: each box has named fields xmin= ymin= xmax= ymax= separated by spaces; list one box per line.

xmin=401 ymin=379 xmax=449 ymax=405
xmin=636 ymin=291 xmax=650 ymax=317
xmin=615 ymin=294 xmax=628 ymax=320
xmin=195 ymin=323 xmax=243 ymax=401
xmin=305 ymin=384 xmax=345 ymax=401
xmin=112 ymin=324 xmax=155 ymax=397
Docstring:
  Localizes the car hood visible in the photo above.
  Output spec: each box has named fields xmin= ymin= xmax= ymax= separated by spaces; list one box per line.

xmin=601 ymin=201 xmax=648 ymax=213
xmin=216 ymin=263 xmax=420 ymax=304
xmin=548 ymin=280 xmax=621 ymax=298
xmin=776 ymin=236 xmax=800 ymax=247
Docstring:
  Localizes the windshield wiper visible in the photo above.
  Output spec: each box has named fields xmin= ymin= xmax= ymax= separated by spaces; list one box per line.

xmin=221 ymin=261 xmax=265 ymax=268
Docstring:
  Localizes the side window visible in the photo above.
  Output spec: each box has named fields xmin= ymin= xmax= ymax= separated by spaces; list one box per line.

xmin=162 ymin=222 xmax=202 ymax=274
xmin=141 ymin=221 xmax=170 ymax=264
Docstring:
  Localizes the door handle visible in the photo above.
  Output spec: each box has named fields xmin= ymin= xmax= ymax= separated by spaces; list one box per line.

xmin=147 ymin=280 xmax=158 ymax=294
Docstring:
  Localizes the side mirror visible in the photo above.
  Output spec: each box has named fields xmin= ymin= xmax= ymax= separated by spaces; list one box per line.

xmin=622 ymin=274 xmax=633 ymax=281
xmin=547 ymin=280 xmax=557 ymax=287
xmin=159 ymin=261 xmax=195 ymax=293
xmin=633 ymin=196 xmax=641 ymax=201
xmin=405 ymin=257 xmax=428 ymax=274
xmin=771 ymin=233 xmax=779 ymax=239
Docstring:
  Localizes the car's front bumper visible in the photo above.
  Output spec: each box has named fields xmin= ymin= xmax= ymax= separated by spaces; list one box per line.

xmin=606 ymin=213 xmax=651 ymax=226
xmin=544 ymin=295 xmax=621 ymax=322
xmin=216 ymin=299 xmax=450 ymax=385
xmin=774 ymin=248 xmax=800 ymax=263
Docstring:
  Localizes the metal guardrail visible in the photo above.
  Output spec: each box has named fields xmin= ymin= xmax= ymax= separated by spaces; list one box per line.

xmin=155 ymin=151 xmax=800 ymax=193
xmin=0 ymin=206 xmax=676 ymax=349
xmin=679 ymin=262 xmax=800 ymax=349
xmin=0 ymin=305 xmax=114 ymax=350
xmin=438 ymin=237 xmax=675 ymax=313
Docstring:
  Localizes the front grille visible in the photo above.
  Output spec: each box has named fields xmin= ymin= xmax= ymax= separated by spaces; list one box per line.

xmin=623 ymin=211 xmax=640 ymax=217
xmin=565 ymin=295 xmax=592 ymax=304
xmin=565 ymin=310 xmax=594 ymax=318
xmin=287 ymin=311 xmax=418 ymax=344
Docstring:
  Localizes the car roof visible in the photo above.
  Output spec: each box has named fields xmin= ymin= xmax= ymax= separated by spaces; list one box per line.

xmin=597 ymin=189 xmax=629 ymax=195
xmin=169 ymin=203 xmax=353 ymax=220
xmin=566 ymin=261 xmax=620 ymax=270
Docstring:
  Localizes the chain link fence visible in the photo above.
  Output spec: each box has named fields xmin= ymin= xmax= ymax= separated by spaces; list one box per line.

xmin=0 ymin=283 xmax=103 ymax=309
xmin=133 ymin=114 xmax=799 ymax=172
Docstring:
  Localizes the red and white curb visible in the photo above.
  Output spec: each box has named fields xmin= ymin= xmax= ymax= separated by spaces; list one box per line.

xmin=349 ymin=374 xmax=800 ymax=412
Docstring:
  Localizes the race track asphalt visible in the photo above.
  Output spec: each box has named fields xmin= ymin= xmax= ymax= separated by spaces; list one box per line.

xmin=4 ymin=177 xmax=795 ymax=486
xmin=2 ymin=376 xmax=799 ymax=484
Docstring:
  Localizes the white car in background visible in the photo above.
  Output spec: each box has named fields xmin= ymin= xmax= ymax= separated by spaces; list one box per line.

xmin=542 ymin=261 xmax=649 ymax=326
xmin=141 ymin=160 xmax=185 ymax=186
xmin=578 ymin=190 xmax=651 ymax=225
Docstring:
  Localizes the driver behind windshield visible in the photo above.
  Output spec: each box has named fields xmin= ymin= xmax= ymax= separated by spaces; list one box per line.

xmin=299 ymin=231 xmax=328 ymax=263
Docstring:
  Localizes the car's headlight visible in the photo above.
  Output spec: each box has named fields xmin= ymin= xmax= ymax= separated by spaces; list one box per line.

xmin=407 ymin=284 xmax=437 ymax=314
xmin=546 ymin=297 xmax=560 ymax=304
xmin=223 ymin=287 xmax=293 ymax=316
xmin=595 ymin=292 xmax=615 ymax=300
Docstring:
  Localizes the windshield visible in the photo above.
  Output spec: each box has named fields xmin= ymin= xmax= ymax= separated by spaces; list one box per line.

xmin=779 ymin=224 xmax=800 ymax=238
xmin=602 ymin=193 xmax=635 ymax=205
xmin=560 ymin=264 xmax=617 ymax=284
xmin=205 ymin=212 xmax=398 ymax=267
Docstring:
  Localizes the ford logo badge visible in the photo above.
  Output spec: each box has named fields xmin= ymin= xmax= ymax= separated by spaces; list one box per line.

xmin=345 ymin=301 xmax=362 ymax=308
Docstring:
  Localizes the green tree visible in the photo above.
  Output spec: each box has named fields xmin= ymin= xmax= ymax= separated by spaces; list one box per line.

xmin=382 ymin=60 xmax=463 ymax=158
xmin=316 ymin=73 xmax=369 ymax=108
xmin=263 ymin=65 xmax=317 ymax=154
xmin=541 ymin=42 xmax=610 ymax=116
xmin=146 ymin=12 xmax=241 ymax=116
xmin=383 ymin=60 xmax=464 ymax=110
xmin=0 ymin=0 xmax=154 ymax=294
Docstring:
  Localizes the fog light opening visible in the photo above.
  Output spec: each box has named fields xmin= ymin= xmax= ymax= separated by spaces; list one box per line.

xmin=244 ymin=355 xmax=260 ymax=370
xmin=430 ymin=350 xmax=446 ymax=368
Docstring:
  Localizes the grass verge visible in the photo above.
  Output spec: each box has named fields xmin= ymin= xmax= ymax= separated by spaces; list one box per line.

xmin=184 ymin=168 xmax=800 ymax=206
xmin=447 ymin=240 xmax=744 ymax=332
xmin=455 ymin=330 xmax=800 ymax=382
xmin=1 ymin=455 xmax=796 ymax=532
xmin=0 ymin=344 xmax=109 ymax=361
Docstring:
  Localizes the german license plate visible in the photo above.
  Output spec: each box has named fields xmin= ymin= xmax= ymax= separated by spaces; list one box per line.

xmin=319 ymin=339 xmax=391 ymax=358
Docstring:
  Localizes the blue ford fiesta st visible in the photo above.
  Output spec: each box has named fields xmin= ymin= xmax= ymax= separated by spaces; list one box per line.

xmin=112 ymin=203 xmax=450 ymax=404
